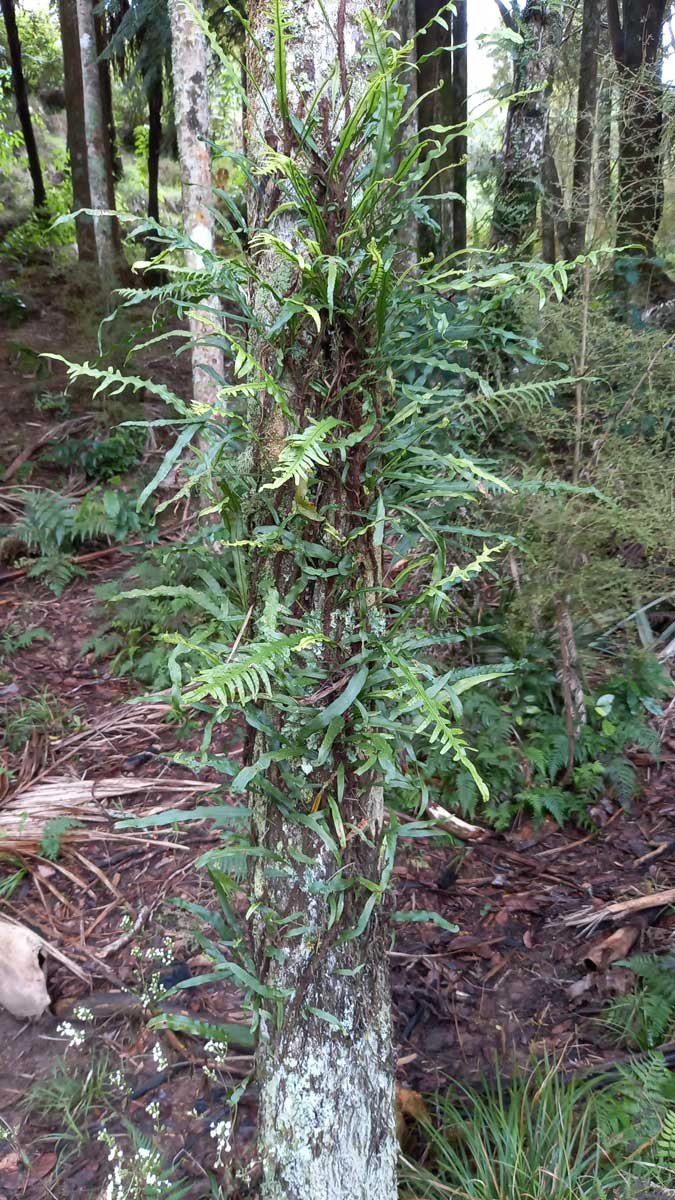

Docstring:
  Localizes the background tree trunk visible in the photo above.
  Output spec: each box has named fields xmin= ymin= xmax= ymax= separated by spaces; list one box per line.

xmin=594 ymin=77 xmax=613 ymax=236
xmin=94 ymin=10 xmax=122 ymax=183
xmin=147 ymin=73 xmax=163 ymax=223
xmin=58 ymin=0 xmax=96 ymax=262
xmin=490 ymin=0 xmax=561 ymax=252
xmin=607 ymin=0 xmax=668 ymax=263
xmin=0 ymin=0 xmax=46 ymax=210
xmin=168 ymin=0 xmax=224 ymax=409
xmin=564 ymin=0 xmax=603 ymax=258
xmin=245 ymin=2 xmax=397 ymax=1196
xmin=451 ymin=0 xmax=467 ymax=253
xmin=75 ymin=0 xmax=123 ymax=284
xmin=393 ymin=0 xmax=418 ymax=263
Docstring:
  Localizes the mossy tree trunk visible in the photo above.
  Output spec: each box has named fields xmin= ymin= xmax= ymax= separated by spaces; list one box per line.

xmin=490 ymin=0 xmax=560 ymax=253
xmin=75 ymin=0 xmax=123 ymax=285
xmin=244 ymin=2 xmax=397 ymax=1197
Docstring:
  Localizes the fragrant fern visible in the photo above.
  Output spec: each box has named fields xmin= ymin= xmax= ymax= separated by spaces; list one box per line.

xmin=262 ymin=418 xmax=340 ymax=490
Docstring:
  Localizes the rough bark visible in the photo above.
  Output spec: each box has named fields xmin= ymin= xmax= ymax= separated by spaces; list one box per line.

xmin=564 ymin=0 xmax=603 ymax=258
xmin=0 ymin=0 xmax=47 ymax=210
xmin=75 ymin=0 xmax=122 ymax=282
xmin=245 ymin=2 xmax=397 ymax=1197
xmin=608 ymin=0 xmax=668 ymax=259
xmin=58 ymin=0 xmax=96 ymax=261
xmin=168 ymin=0 xmax=224 ymax=409
xmin=490 ymin=0 xmax=561 ymax=252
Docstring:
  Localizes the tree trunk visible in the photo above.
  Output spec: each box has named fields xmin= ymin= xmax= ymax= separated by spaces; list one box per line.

xmin=147 ymin=73 xmax=163 ymax=223
xmin=416 ymin=0 xmax=455 ymax=258
xmin=616 ymin=68 xmax=664 ymax=256
xmin=564 ymin=0 xmax=603 ymax=258
xmin=392 ymin=0 xmax=418 ymax=263
xmin=168 ymin=0 xmax=224 ymax=409
xmin=541 ymin=132 xmax=569 ymax=262
xmin=58 ymin=0 xmax=96 ymax=261
xmin=75 ymin=0 xmax=122 ymax=284
xmin=451 ymin=0 xmax=467 ymax=254
xmin=0 ymin=0 xmax=46 ymax=210
xmin=490 ymin=0 xmax=561 ymax=252
xmin=244 ymin=2 xmax=397 ymax=1196
xmin=607 ymin=0 xmax=668 ymax=265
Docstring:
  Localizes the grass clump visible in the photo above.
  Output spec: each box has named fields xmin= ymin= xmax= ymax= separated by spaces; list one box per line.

xmin=401 ymin=1056 xmax=675 ymax=1200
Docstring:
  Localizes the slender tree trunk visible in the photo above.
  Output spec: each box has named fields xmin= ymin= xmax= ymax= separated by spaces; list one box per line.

xmin=565 ymin=0 xmax=603 ymax=258
xmin=541 ymin=149 xmax=558 ymax=263
xmin=58 ymin=0 xmax=96 ymax=261
xmin=75 ymin=0 xmax=122 ymax=283
xmin=245 ymin=2 xmax=397 ymax=1196
xmin=0 ymin=0 xmax=46 ymax=210
xmin=594 ymin=78 xmax=613 ymax=235
xmin=147 ymin=73 xmax=163 ymax=223
xmin=490 ymin=0 xmax=561 ymax=252
xmin=168 ymin=0 xmax=224 ymax=409
xmin=94 ymin=10 xmax=122 ymax=182
xmin=451 ymin=0 xmax=467 ymax=254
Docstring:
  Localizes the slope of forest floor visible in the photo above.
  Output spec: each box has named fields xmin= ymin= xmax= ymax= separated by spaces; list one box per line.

xmin=3 ymin=267 xmax=675 ymax=1198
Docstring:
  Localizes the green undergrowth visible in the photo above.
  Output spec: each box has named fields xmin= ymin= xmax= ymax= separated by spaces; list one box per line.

xmin=434 ymin=642 xmax=669 ymax=829
xmin=0 ymin=486 xmax=154 ymax=594
xmin=604 ymin=954 xmax=675 ymax=1052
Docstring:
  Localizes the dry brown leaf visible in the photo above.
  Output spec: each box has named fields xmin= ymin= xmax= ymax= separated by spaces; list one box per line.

xmin=581 ymin=926 xmax=638 ymax=970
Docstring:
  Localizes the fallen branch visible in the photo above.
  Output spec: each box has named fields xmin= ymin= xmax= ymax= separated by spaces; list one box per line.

xmin=563 ymin=888 xmax=675 ymax=933
xmin=0 ymin=539 xmax=146 ymax=585
xmin=427 ymin=802 xmax=487 ymax=841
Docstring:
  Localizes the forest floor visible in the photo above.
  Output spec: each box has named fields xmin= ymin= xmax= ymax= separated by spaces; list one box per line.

xmin=3 ymin=266 xmax=675 ymax=1198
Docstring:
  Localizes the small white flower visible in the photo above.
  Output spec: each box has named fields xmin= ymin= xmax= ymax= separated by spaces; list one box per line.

xmin=56 ymin=1020 xmax=86 ymax=1049
xmin=151 ymin=1042 xmax=168 ymax=1071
